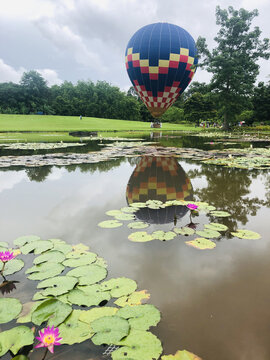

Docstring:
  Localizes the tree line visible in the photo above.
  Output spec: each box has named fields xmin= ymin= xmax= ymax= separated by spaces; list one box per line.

xmin=0 ymin=6 xmax=269 ymax=127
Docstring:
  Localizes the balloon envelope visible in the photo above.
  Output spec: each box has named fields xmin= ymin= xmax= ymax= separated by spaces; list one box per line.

xmin=125 ymin=22 xmax=198 ymax=118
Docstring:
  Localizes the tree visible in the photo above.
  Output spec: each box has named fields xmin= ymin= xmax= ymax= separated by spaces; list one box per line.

xmin=197 ymin=6 xmax=270 ymax=129
xmin=184 ymin=92 xmax=217 ymax=123
xmin=253 ymin=82 xmax=270 ymax=124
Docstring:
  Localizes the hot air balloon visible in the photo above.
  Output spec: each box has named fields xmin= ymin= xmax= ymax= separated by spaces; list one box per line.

xmin=126 ymin=156 xmax=193 ymax=224
xmin=125 ymin=22 xmax=198 ymax=118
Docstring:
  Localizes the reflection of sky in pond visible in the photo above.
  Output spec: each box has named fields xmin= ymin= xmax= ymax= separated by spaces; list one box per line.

xmin=1 ymin=159 xmax=270 ymax=360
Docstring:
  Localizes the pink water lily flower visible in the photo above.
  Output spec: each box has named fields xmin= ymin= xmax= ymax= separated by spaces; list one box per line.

xmin=35 ymin=325 xmax=62 ymax=353
xmin=0 ymin=251 xmax=16 ymax=263
xmin=186 ymin=203 xmax=199 ymax=211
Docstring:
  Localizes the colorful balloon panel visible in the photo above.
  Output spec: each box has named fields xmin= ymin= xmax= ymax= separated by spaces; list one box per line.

xmin=125 ymin=22 xmax=198 ymax=117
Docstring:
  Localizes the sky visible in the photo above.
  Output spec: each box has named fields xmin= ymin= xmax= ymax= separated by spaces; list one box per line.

xmin=0 ymin=0 xmax=269 ymax=90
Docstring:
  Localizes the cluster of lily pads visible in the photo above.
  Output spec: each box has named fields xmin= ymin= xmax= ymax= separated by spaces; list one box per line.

xmin=98 ymin=200 xmax=261 ymax=249
xmin=0 ymin=143 xmax=85 ymax=150
xmin=0 ymin=236 xmax=201 ymax=360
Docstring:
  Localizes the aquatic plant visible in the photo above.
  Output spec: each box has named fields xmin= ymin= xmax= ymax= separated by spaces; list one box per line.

xmin=35 ymin=325 xmax=62 ymax=354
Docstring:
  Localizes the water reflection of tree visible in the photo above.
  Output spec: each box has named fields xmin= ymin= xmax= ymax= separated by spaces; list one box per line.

xmin=25 ymin=166 xmax=52 ymax=182
xmin=187 ymin=164 xmax=265 ymax=229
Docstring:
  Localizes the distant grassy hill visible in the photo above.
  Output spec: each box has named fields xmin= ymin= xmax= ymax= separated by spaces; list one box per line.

xmin=0 ymin=114 xmax=198 ymax=132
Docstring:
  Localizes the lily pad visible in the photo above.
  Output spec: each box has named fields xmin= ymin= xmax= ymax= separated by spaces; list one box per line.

xmin=0 ymin=326 xmax=34 ymax=357
xmin=31 ymin=298 xmax=72 ymax=327
xmin=209 ymin=210 xmax=231 ymax=217
xmin=127 ymin=221 xmax=149 ymax=229
xmin=20 ymin=240 xmax=53 ymax=255
xmin=195 ymin=229 xmax=221 ymax=239
xmin=114 ymin=290 xmax=150 ymax=307
xmin=58 ymin=310 xmax=94 ymax=345
xmin=79 ymin=307 xmax=118 ymax=324
xmin=67 ymin=285 xmax=111 ymax=307
xmin=52 ymin=242 xmax=73 ymax=255
xmin=152 ymin=231 xmax=176 ymax=241
xmin=130 ymin=202 xmax=147 ymax=208
xmin=161 ymin=350 xmax=202 ymax=360
xmin=14 ymin=235 xmax=40 ymax=247
xmin=186 ymin=238 xmax=216 ymax=250
xmin=117 ymin=304 xmax=161 ymax=330
xmin=33 ymin=250 xmax=66 ymax=265
xmin=3 ymin=259 xmax=24 ymax=276
xmin=66 ymin=264 xmax=107 ymax=285
xmin=26 ymin=262 xmax=64 ymax=280
xmin=205 ymin=223 xmax=228 ymax=231
xmin=112 ymin=329 xmax=162 ymax=360
xmin=0 ymin=298 xmax=22 ymax=324
xmin=0 ymin=241 xmax=8 ymax=248
xmin=114 ymin=213 xmax=136 ymax=221
xmin=98 ymin=220 xmax=123 ymax=228
xmin=91 ymin=315 xmax=130 ymax=345
xmin=100 ymin=277 xmax=137 ymax=298
xmin=231 ymin=229 xmax=261 ymax=240
xmin=37 ymin=276 xmax=78 ymax=296
xmin=95 ymin=256 xmax=108 ymax=268
xmin=173 ymin=227 xmax=195 ymax=236
xmin=128 ymin=231 xmax=154 ymax=242
xmin=72 ymin=243 xmax=90 ymax=253
xmin=17 ymin=301 xmax=42 ymax=323
xmin=106 ymin=210 xmax=124 ymax=217
xmin=63 ymin=253 xmax=97 ymax=267
xmin=121 ymin=207 xmax=138 ymax=213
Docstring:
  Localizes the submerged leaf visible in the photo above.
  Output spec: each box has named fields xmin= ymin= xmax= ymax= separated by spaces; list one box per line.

xmin=186 ymin=238 xmax=216 ymax=250
xmin=98 ymin=220 xmax=123 ymax=228
xmin=128 ymin=231 xmax=154 ymax=242
xmin=91 ymin=316 xmax=130 ymax=345
xmin=0 ymin=298 xmax=22 ymax=324
xmin=231 ymin=229 xmax=261 ymax=240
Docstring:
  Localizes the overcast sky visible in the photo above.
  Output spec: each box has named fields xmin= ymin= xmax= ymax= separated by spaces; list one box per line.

xmin=0 ymin=0 xmax=269 ymax=90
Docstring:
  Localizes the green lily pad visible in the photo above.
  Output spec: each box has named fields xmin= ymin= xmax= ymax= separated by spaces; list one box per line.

xmin=20 ymin=240 xmax=53 ymax=255
xmin=66 ymin=264 xmax=107 ymax=285
xmin=0 ymin=298 xmax=22 ymax=324
xmin=33 ymin=250 xmax=66 ymax=265
xmin=51 ymin=242 xmax=73 ymax=255
xmin=114 ymin=290 xmax=150 ymax=307
xmin=130 ymin=202 xmax=147 ymax=208
xmin=58 ymin=310 xmax=94 ymax=345
xmin=100 ymin=277 xmax=137 ymax=298
xmin=161 ymin=349 xmax=202 ymax=359
xmin=17 ymin=301 xmax=42 ymax=323
xmin=195 ymin=229 xmax=221 ymax=239
xmin=67 ymin=285 xmax=111 ymax=307
xmin=79 ymin=307 xmax=118 ymax=324
xmin=91 ymin=316 xmax=130 ymax=345
xmin=26 ymin=262 xmax=64 ymax=280
xmin=231 ymin=229 xmax=261 ymax=240
xmin=37 ymin=276 xmax=78 ymax=296
xmin=117 ymin=304 xmax=161 ymax=330
xmin=112 ymin=329 xmax=162 ymax=360
xmin=0 ymin=241 xmax=8 ymax=248
xmin=98 ymin=220 xmax=123 ymax=228
xmin=95 ymin=256 xmax=108 ymax=268
xmin=0 ymin=326 xmax=34 ymax=357
xmin=121 ymin=207 xmax=138 ymax=213
xmin=152 ymin=231 xmax=176 ymax=241
xmin=128 ymin=231 xmax=154 ymax=242
xmin=106 ymin=210 xmax=124 ymax=216
xmin=31 ymin=298 xmax=72 ymax=327
xmin=72 ymin=243 xmax=90 ymax=253
xmin=12 ymin=356 xmax=30 ymax=360
xmin=114 ymin=213 xmax=136 ymax=221
xmin=63 ymin=252 xmax=97 ymax=267
xmin=127 ymin=221 xmax=149 ymax=229
xmin=209 ymin=210 xmax=231 ymax=217
xmin=186 ymin=238 xmax=216 ymax=250
xmin=14 ymin=235 xmax=40 ymax=247
xmin=3 ymin=259 xmax=24 ymax=276
xmin=205 ymin=223 xmax=228 ymax=231
xmin=173 ymin=227 xmax=195 ymax=236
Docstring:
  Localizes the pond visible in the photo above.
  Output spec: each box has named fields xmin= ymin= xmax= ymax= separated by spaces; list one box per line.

xmin=1 ymin=135 xmax=270 ymax=360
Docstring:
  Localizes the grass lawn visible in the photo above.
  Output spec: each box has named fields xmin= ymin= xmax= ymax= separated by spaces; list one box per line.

xmin=0 ymin=114 xmax=200 ymax=132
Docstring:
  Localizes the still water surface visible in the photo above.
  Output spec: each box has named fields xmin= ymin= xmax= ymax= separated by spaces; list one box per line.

xmin=0 ymin=155 xmax=270 ymax=360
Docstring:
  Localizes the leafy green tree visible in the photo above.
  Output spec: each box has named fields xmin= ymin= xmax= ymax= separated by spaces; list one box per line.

xmin=253 ymin=82 xmax=270 ymax=124
xmin=161 ymin=107 xmax=185 ymax=123
xmin=197 ymin=6 xmax=270 ymax=129
xmin=184 ymin=92 xmax=217 ymax=123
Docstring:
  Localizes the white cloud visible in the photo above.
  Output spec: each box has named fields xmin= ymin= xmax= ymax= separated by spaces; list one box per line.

xmin=0 ymin=0 xmax=55 ymax=20
xmin=36 ymin=68 xmax=63 ymax=86
xmin=0 ymin=59 xmax=25 ymax=83
xmin=0 ymin=171 xmax=28 ymax=193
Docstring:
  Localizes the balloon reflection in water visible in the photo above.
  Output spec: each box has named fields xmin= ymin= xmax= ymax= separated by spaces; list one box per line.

xmin=126 ymin=156 xmax=193 ymax=224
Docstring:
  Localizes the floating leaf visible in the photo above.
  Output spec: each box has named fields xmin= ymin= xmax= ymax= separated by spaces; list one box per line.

xmin=195 ymin=229 xmax=221 ymax=239
xmin=17 ymin=301 xmax=42 ymax=323
xmin=106 ymin=210 xmax=124 ymax=217
xmin=3 ymin=259 xmax=24 ymax=276
xmin=205 ymin=223 xmax=228 ymax=231
xmin=112 ymin=329 xmax=162 ymax=360
xmin=161 ymin=349 xmax=202 ymax=360
xmin=58 ymin=310 xmax=94 ymax=345
xmin=0 ymin=298 xmax=22 ymax=324
xmin=130 ymin=202 xmax=147 ymax=208
xmin=152 ymin=231 xmax=176 ymax=241
xmin=37 ymin=276 xmax=78 ymax=296
xmin=26 ymin=262 xmax=64 ymax=280
xmin=114 ymin=290 xmax=150 ymax=307
xmin=127 ymin=221 xmax=149 ymax=229
xmin=72 ymin=243 xmax=90 ymax=253
xmin=95 ymin=256 xmax=108 ymax=268
xmin=12 ymin=356 xmax=30 ymax=360
xmin=209 ymin=210 xmax=231 ymax=217
xmin=128 ymin=231 xmax=154 ymax=242
xmin=186 ymin=238 xmax=216 ymax=250
xmin=79 ymin=307 xmax=118 ymax=324
xmin=231 ymin=229 xmax=261 ymax=240
xmin=66 ymin=264 xmax=107 ymax=285
xmin=14 ymin=235 xmax=40 ymax=247
xmin=31 ymin=298 xmax=72 ymax=327
xmin=51 ymin=241 xmax=73 ymax=255
xmin=114 ymin=213 xmax=136 ymax=221
xmin=63 ymin=253 xmax=97 ymax=267
xmin=91 ymin=316 xmax=130 ymax=345
xmin=0 ymin=326 xmax=34 ymax=357
xmin=173 ymin=227 xmax=195 ymax=236
xmin=20 ymin=240 xmax=53 ymax=255
xmin=68 ymin=285 xmax=111 ymax=307
xmin=0 ymin=241 xmax=8 ymax=248
xmin=117 ymin=304 xmax=160 ymax=330
xmin=33 ymin=250 xmax=65 ymax=265
xmin=100 ymin=277 xmax=137 ymax=298
xmin=98 ymin=220 xmax=123 ymax=228
xmin=121 ymin=207 xmax=138 ymax=213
